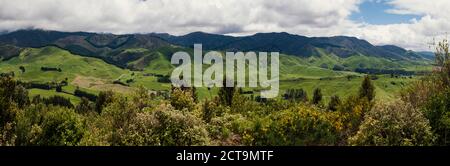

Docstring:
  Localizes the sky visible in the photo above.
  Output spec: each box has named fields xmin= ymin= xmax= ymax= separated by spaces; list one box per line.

xmin=0 ymin=0 xmax=448 ymax=51
xmin=350 ymin=0 xmax=420 ymax=25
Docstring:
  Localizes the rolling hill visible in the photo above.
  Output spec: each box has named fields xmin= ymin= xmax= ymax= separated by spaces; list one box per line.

xmin=0 ymin=30 xmax=434 ymax=73
xmin=0 ymin=29 xmax=172 ymax=68
xmin=0 ymin=29 xmax=436 ymax=102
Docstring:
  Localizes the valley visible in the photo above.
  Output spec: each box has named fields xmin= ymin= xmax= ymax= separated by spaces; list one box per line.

xmin=0 ymin=30 xmax=432 ymax=104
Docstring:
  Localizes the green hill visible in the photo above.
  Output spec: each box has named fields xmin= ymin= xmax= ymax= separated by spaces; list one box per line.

xmin=0 ymin=43 xmax=431 ymax=103
xmin=0 ymin=46 xmax=134 ymax=103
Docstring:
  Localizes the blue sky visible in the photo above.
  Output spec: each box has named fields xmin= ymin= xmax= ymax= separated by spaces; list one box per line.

xmin=350 ymin=0 xmax=421 ymax=25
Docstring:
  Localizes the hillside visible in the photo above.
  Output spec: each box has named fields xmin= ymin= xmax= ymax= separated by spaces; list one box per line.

xmin=0 ymin=46 xmax=421 ymax=104
xmin=0 ymin=29 xmax=171 ymax=68
xmin=0 ymin=29 xmax=435 ymax=103
xmin=0 ymin=30 xmax=434 ymax=73
xmin=154 ymin=32 xmax=433 ymax=61
xmin=0 ymin=46 xmax=135 ymax=102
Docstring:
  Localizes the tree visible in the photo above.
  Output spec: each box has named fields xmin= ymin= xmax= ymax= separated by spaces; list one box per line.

xmin=359 ymin=75 xmax=375 ymax=102
xmin=14 ymin=104 xmax=46 ymax=146
xmin=0 ymin=77 xmax=22 ymax=145
xmin=284 ymin=88 xmax=308 ymax=102
xmin=218 ymin=79 xmax=235 ymax=106
xmin=312 ymin=88 xmax=323 ymax=105
xmin=19 ymin=66 xmax=25 ymax=73
xmin=419 ymin=39 xmax=450 ymax=145
xmin=37 ymin=107 xmax=85 ymax=146
xmin=400 ymin=39 xmax=450 ymax=145
xmin=202 ymin=98 xmax=219 ymax=123
xmin=13 ymin=85 xmax=29 ymax=109
xmin=327 ymin=95 xmax=341 ymax=111
xmin=42 ymin=96 xmax=73 ymax=108
xmin=55 ymin=85 xmax=62 ymax=92
xmin=95 ymin=91 xmax=115 ymax=113
xmin=192 ymin=87 xmax=198 ymax=103
xmin=74 ymin=88 xmax=97 ymax=101
xmin=422 ymin=89 xmax=450 ymax=145
xmin=435 ymin=39 xmax=450 ymax=87
xmin=1 ymin=76 xmax=27 ymax=127
xmin=170 ymin=87 xmax=195 ymax=111
xmin=76 ymin=97 xmax=94 ymax=114
xmin=435 ymin=39 xmax=450 ymax=67
xmin=349 ymin=100 xmax=435 ymax=146
xmin=299 ymin=90 xmax=308 ymax=102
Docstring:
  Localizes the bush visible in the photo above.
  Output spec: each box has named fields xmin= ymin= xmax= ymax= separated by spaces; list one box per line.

xmin=42 ymin=95 xmax=73 ymax=108
xmin=19 ymin=66 xmax=25 ymax=73
xmin=55 ymin=85 xmax=62 ymax=92
xmin=421 ymin=89 xmax=450 ymax=145
xmin=114 ymin=104 xmax=210 ymax=146
xmin=349 ymin=100 xmax=435 ymax=146
xmin=76 ymin=97 xmax=95 ymax=114
xmin=74 ymin=88 xmax=97 ymax=101
xmin=20 ymin=106 xmax=85 ymax=146
xmin=284 ymin=89 xmax=308 ymax=102
xmin=0 ymin=122 xmax=16 ymax=146
xmin=114 ymin=111 xmax=160 ymax=146
xmin=400 ymin=40 xmax=450 ymax=145
xmin=156 ymin=75 xmax=171 ymax=83
xmin=337 ymin=95 xmax=371 ymax=138
xmin=202 ymin=98 xmax=219 ymax=123
xmin=400 ymin=76 xmax=442 ymax=108
xmin=231 ymin=91 xmax=263 ymax=115
xmin=25 ymin=82 xmax=52 ymax=90
xmin=95 ymin=91 xmax=115 ymax=113
xmin=170 ymin=87 xmax=195 ymax=111
xmin=15 ymin=104 xmax=47 ymax=145
xmin=332 ymin=64 xmax=345 ymax=71
xmin=250 ymin=106 xmax=340 ymax=146
xmin=1 ymin=76 xmax=28 ymax=127
xmin=40 ymin=67 xmax=62 ymax=72
xmin=207 ymin=113 xmax=250 ymax=146
xmin=152 ymin=104 xmax=209 ymax=146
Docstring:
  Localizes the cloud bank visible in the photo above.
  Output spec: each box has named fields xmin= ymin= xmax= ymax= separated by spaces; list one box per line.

xmin=0 ymin=0 xmax=448 ymax=51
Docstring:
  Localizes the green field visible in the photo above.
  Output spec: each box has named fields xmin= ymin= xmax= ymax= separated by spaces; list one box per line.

xmin=280 ymin=75 xmax=418 ymax=102
xmin=0 ymin=46 xmax=429 ymax=104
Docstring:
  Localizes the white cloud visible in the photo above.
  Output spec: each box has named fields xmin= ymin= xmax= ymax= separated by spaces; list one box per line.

xmin=0 ymin=0 xmax=448 ymax=51
xmin=0 ymin=0 xmax=361 ymax=34
xmin=349 ymin=0 xmax=450 ymax=51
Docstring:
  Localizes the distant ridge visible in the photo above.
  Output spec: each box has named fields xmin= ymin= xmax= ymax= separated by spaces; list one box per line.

xmin=0 ymin=29 xmax=434 ymax=67
xmin=0 ymin=29 xmax=171 ymax=68
xmin=153 ymin=31 xmax=433 ymax=60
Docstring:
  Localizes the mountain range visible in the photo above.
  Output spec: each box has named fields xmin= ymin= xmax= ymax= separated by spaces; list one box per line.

xmin=152 ymin=31 xmax=433 ymax=61
xmin=0 ymin=29 xmax=434 ymax=72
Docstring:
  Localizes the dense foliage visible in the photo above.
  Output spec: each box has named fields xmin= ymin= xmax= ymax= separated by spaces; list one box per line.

xmin=349 ymin=100 xmax=435 ymax=146
xmin=0 ymin=72 xmax=383 ymax=146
